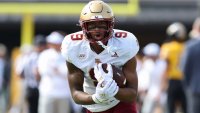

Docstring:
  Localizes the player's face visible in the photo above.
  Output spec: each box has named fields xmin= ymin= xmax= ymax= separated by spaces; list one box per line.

xmin=87 ymin=21 xmax=108 ymax=41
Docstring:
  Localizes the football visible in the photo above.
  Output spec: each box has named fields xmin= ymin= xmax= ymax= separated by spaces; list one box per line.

xmin=101 ymin=63 xmax=126 ymax=88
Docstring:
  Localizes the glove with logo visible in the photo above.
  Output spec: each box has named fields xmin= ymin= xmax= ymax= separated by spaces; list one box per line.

xmin=92 ymin=79 xmax=119 ymax=104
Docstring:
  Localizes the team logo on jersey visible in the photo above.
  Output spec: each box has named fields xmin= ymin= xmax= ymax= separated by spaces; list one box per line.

xmin=78 ymin=54 xmax=86 ymax=60
xmin=111 ymin=52 xmax=119 ymax=57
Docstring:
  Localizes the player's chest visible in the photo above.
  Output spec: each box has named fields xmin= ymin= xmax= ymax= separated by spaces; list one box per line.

xmin=73 ymin=47 xmax=124 ymax=71
xmin=76 ymin=50 xmax=120 ymax=67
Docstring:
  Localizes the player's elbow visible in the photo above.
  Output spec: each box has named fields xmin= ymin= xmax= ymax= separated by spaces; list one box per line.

xmin=132 ymin=90 xmax=138 ymax=102
xmin=125 ymin=94 xmax=137 ymax=103
xmin=130 ymin=95 xmax=138 ymax=103
xmin=116 ymin=90 xmax=137 ymax=103
xmin=71 ymin=93 xmax=81 ymax=105
xmin=72 ymin=95 xmax=82 ymax=105
xmin=73 ymin=99 xmax=82 ymax=105
xmin=129 ymin=89 xmax=138 ymax=102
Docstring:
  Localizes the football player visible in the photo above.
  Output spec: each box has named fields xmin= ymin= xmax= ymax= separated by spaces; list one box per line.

xmin=61 ymin=0 xmax=139 ymax=113
xmin=160 ymin=22 xmax=187 ymax=113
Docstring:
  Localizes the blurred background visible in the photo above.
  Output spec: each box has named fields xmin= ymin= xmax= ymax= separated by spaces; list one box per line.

xmin=0 ymin=0 xmax=199 ymax=53
xmin=0 ymin=0 xmax=200 ymax=113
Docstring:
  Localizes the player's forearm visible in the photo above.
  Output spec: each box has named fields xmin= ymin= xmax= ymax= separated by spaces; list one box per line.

xmin=115 ymin=88 xmax=137 ymax=102
xmin=72 ymin=90 xmax=95 ymax=105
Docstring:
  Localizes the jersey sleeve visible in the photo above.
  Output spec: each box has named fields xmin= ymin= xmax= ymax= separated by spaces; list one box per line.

xmin=61 ymin=35 xmax=72 ymax=63
xmin=127 ymin=33 xmax=140 ymax=59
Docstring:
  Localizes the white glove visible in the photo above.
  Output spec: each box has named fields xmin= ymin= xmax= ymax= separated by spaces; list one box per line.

xmin=92 ymin=79 xmax=119 ymax=103
xmin=94 ymin=63 xmax=113 ymax=82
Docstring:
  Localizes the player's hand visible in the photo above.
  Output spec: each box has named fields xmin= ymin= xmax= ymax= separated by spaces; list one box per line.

xmin=92 ymin=79 xmax=119 ymax=104
xmin=94 ymin=63 xmax=113 ymax=82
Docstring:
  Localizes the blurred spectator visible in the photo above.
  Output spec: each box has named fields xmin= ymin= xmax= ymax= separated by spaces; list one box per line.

xmin=181 ymin=40 xmax=200 ymax=113
xmin=15 ymin=44 xmax=33 ymax=77
xmin=160 ymin=22 xmax=187 ymax=113
xmin=9 ymin=44 xmax=33 ymax=113
xmin=18 ymin=35 xmax=47 ymax=113
xmin=135 ymin=52 xmax=144 ymax=112
xmin=188 ymin=17 xmax=200 ymax=40
xmin=37 ymin=31 xmax=72 ymax=113
xmin=13 ymin=44 xmax=33 ymax=113
xmin=141 ymin=43 xmax=167 ymax=113
xmin=137 ymin=52 xmax=151 ymax=108
xmin=136 ymin=51 xmax=144 ymax=72
xmin=0 ymin=43 xmax=11 ymax=113
xmin=181 ymin=17 xmax=200 ymax=113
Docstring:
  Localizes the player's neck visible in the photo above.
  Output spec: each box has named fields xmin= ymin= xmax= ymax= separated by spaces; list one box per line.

xmin=90 ymin=42 xmax=107 ymax=54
